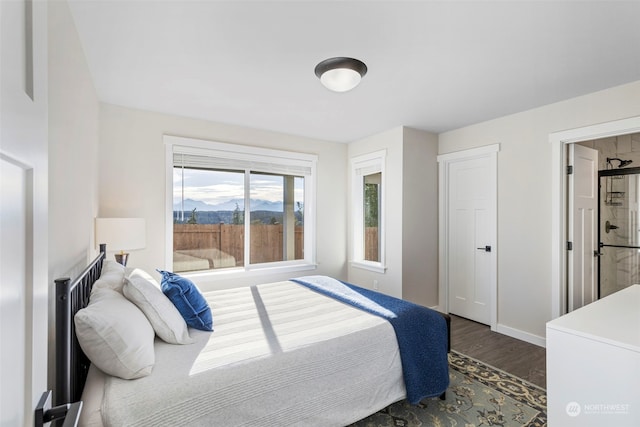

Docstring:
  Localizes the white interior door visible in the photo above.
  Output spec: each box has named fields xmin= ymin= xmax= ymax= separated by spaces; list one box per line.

xmin=0 ymin=157 xmax=29 ymax=427
xmin=567 ymin=144 xmax=598 ymax=311
xmin=1 ymin=0 xmax=48 ymax=425
xmin=441 ymin=148 xmax=497 ymax=326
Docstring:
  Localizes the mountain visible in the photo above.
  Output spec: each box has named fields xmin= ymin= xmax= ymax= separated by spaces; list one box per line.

xmin=173 ymin=199 xmax=216 ymax=212
xmin=173 ymin=198 xmax=284 ymax=212
xmin=249 ymin=200 xmax=284 ymax=211
xmin=203 ymin=199 xmax=243 ymax=211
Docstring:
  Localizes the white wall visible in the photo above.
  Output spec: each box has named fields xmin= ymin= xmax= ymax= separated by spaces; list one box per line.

xmin=402 ymin=127 xmax=439 ymax=307
xmin=98 ymin=104 xmax=348 ymax=289
xmin=48 ymin=0 xmax=100 ymax=281
xmin=47 ymin=0 xmax=101 ymax=397
xmin=439 ymin=80 xmax=640 ymax=342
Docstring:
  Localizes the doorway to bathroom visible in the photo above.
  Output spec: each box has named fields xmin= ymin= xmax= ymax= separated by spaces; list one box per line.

xmin=598 ymin=164 xmax=640 ymax=298
xmin=575 ymin=132 xmax=640 ymax=301
xmin=551 ymin=117 xmax=640 ymax=318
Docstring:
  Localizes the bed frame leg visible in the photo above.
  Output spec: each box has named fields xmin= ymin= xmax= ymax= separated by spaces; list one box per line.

xmin=438 ymin=312 xmax=450 ymax=402
xmin=441 ymin=313 xmax=451 ymax=353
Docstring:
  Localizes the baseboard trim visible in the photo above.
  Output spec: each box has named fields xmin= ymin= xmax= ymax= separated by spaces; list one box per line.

xmin=496 ymin=324 xmax=546 ymax=348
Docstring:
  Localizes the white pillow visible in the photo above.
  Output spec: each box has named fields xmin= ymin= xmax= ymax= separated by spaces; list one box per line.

xmin=75 ymin=288 xmax=155 ymax=379
xmin=126 ymin=267 xmax=159 ymax=285
xmin=123 ymin=269 xmax=194 ymax=345
xmin=91 ymin=260 xmax=125 ymax=294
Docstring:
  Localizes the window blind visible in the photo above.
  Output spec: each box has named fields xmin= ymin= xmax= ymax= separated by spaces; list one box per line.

xmin=355 ymin=164 xmax=381 ymax=177
xmin=173 ymin=149 xmax=313 ymax=177
xmin=352 ymin=149 xmax=386 ymax=177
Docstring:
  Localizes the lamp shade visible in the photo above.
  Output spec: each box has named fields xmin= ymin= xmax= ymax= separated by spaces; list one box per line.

xmin=95 ymin=218 xmax=146 ymax=252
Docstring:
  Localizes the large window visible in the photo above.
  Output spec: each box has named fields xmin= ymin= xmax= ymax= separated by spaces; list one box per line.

xmin=167 ymin=136 xmax=316 ymax=275
xmin=351 ymin=150 xmax=386 ymax=272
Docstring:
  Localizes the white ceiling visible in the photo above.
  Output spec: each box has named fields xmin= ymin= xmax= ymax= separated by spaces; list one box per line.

xmin=67 ymin=1 xmax=640 ymax=143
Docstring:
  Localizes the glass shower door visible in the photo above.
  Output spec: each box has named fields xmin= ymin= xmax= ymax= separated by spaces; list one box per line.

xmin=599 ymin=169 xmax=640 ymax=298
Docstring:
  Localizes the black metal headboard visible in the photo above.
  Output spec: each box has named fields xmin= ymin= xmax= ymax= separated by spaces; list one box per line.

xmin=55 ymin=243 xmax=106 ymax=406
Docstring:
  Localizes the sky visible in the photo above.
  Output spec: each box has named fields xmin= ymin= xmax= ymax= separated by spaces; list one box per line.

xmin=173 ymin=167 xmax=303 ymax=207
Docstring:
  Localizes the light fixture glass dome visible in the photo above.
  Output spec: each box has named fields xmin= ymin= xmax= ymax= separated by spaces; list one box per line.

xmin=315 ymin=57 xmax=367 ymax=92
xmin=320 ymin=68 xmax=362 ymax=92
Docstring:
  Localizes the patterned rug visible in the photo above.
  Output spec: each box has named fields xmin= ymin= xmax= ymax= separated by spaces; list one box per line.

xmin=350 ymin=351 xmax=547 ymax=427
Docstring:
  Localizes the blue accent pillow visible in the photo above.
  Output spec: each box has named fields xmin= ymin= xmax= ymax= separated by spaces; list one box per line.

xmin=156 ymin=270 xmax=213 ymax=331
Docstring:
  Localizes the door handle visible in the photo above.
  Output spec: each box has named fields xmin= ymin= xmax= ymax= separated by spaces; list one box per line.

xmin=477 ymin=245 xmax=492 ymax=252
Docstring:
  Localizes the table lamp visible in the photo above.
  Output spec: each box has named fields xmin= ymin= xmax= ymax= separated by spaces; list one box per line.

xmin=95 ymin=218 xmax=146 ymax=266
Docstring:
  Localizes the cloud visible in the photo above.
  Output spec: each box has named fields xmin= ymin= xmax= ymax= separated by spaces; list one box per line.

xmin=174 ymin=168 xmax=304 ymax=205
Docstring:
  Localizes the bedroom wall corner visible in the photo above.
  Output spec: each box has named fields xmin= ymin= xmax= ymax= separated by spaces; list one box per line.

xmin=347 ymin=126 xmax=440 ymax=305
xmin=401 ymin=127 xmax=439 ymax=307
xmin=47 ymin=0 xmax=101 ymax=400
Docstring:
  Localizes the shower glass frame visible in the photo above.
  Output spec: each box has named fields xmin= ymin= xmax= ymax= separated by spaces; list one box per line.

xmin=598 ymin=166 xmax=640 ymax=299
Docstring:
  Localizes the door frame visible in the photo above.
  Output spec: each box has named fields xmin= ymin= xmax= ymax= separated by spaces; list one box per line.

xmin=550 ymin=116 xmax=640 ymax=319
xmin=438 ymin=144 xmax=499 ymax=331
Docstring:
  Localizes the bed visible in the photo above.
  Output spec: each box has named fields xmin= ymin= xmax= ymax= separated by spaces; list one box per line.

xmin=56 ymin=246 xmax=450 ymax=426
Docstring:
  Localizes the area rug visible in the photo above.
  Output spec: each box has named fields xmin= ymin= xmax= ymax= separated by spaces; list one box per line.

xmin=350 ymin=351 xmax=547 ymax=427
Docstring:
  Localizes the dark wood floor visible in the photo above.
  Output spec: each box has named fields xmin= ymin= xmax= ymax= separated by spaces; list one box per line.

xmin=449 ymin=314 xmax=547 ymax=389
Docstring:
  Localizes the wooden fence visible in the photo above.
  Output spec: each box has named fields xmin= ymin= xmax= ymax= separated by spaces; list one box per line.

xmin=173 ymin=223 xmax=303 ymax=269
xmin=173 ymin=224 xmax=379 ymax=271
xmin=365 ymin=227 xmax=379 ymax=262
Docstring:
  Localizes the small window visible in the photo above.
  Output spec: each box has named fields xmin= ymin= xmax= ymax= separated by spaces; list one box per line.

xmin=363 ymin=172 xmax=381 ymax=262
xmin=351 ymin=150 xmax=386 ymax=273
xmin=167 ymin=136 xmax=316 ymax=275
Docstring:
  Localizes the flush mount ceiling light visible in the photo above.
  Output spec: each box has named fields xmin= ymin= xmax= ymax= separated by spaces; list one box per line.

xmin=314 ymin=57 xmax=368 ymax=92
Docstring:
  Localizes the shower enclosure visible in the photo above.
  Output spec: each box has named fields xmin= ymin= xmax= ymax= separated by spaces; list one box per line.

xmin=598 ymin=165 xmax=640 ymax=298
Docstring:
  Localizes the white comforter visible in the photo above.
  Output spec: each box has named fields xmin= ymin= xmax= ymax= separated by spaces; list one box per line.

xmin=88 ymin=280 xmax=406 ymax=426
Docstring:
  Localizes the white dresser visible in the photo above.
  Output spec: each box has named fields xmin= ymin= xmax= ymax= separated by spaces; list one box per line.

xmin=546 ymin=284 xmax=640 ymax=426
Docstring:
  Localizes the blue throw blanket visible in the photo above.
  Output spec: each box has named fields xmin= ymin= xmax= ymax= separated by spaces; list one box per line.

xmin=291 ymin=276 xmax=449 ymax=404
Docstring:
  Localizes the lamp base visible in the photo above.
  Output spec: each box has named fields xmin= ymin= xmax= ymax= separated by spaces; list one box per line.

xmin=114 ymin=253 xmax=129 ymax=266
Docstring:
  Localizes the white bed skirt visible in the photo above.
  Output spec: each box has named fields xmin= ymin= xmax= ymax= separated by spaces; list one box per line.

xmin=80 ymin=280 xmax=406 ymax=426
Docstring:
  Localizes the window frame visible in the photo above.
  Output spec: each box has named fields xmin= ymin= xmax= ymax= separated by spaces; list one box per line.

xmin=350 ymin=149 xmax=387 ymax=273
xmin=165 ymin=135 xmax=318 ymax=278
